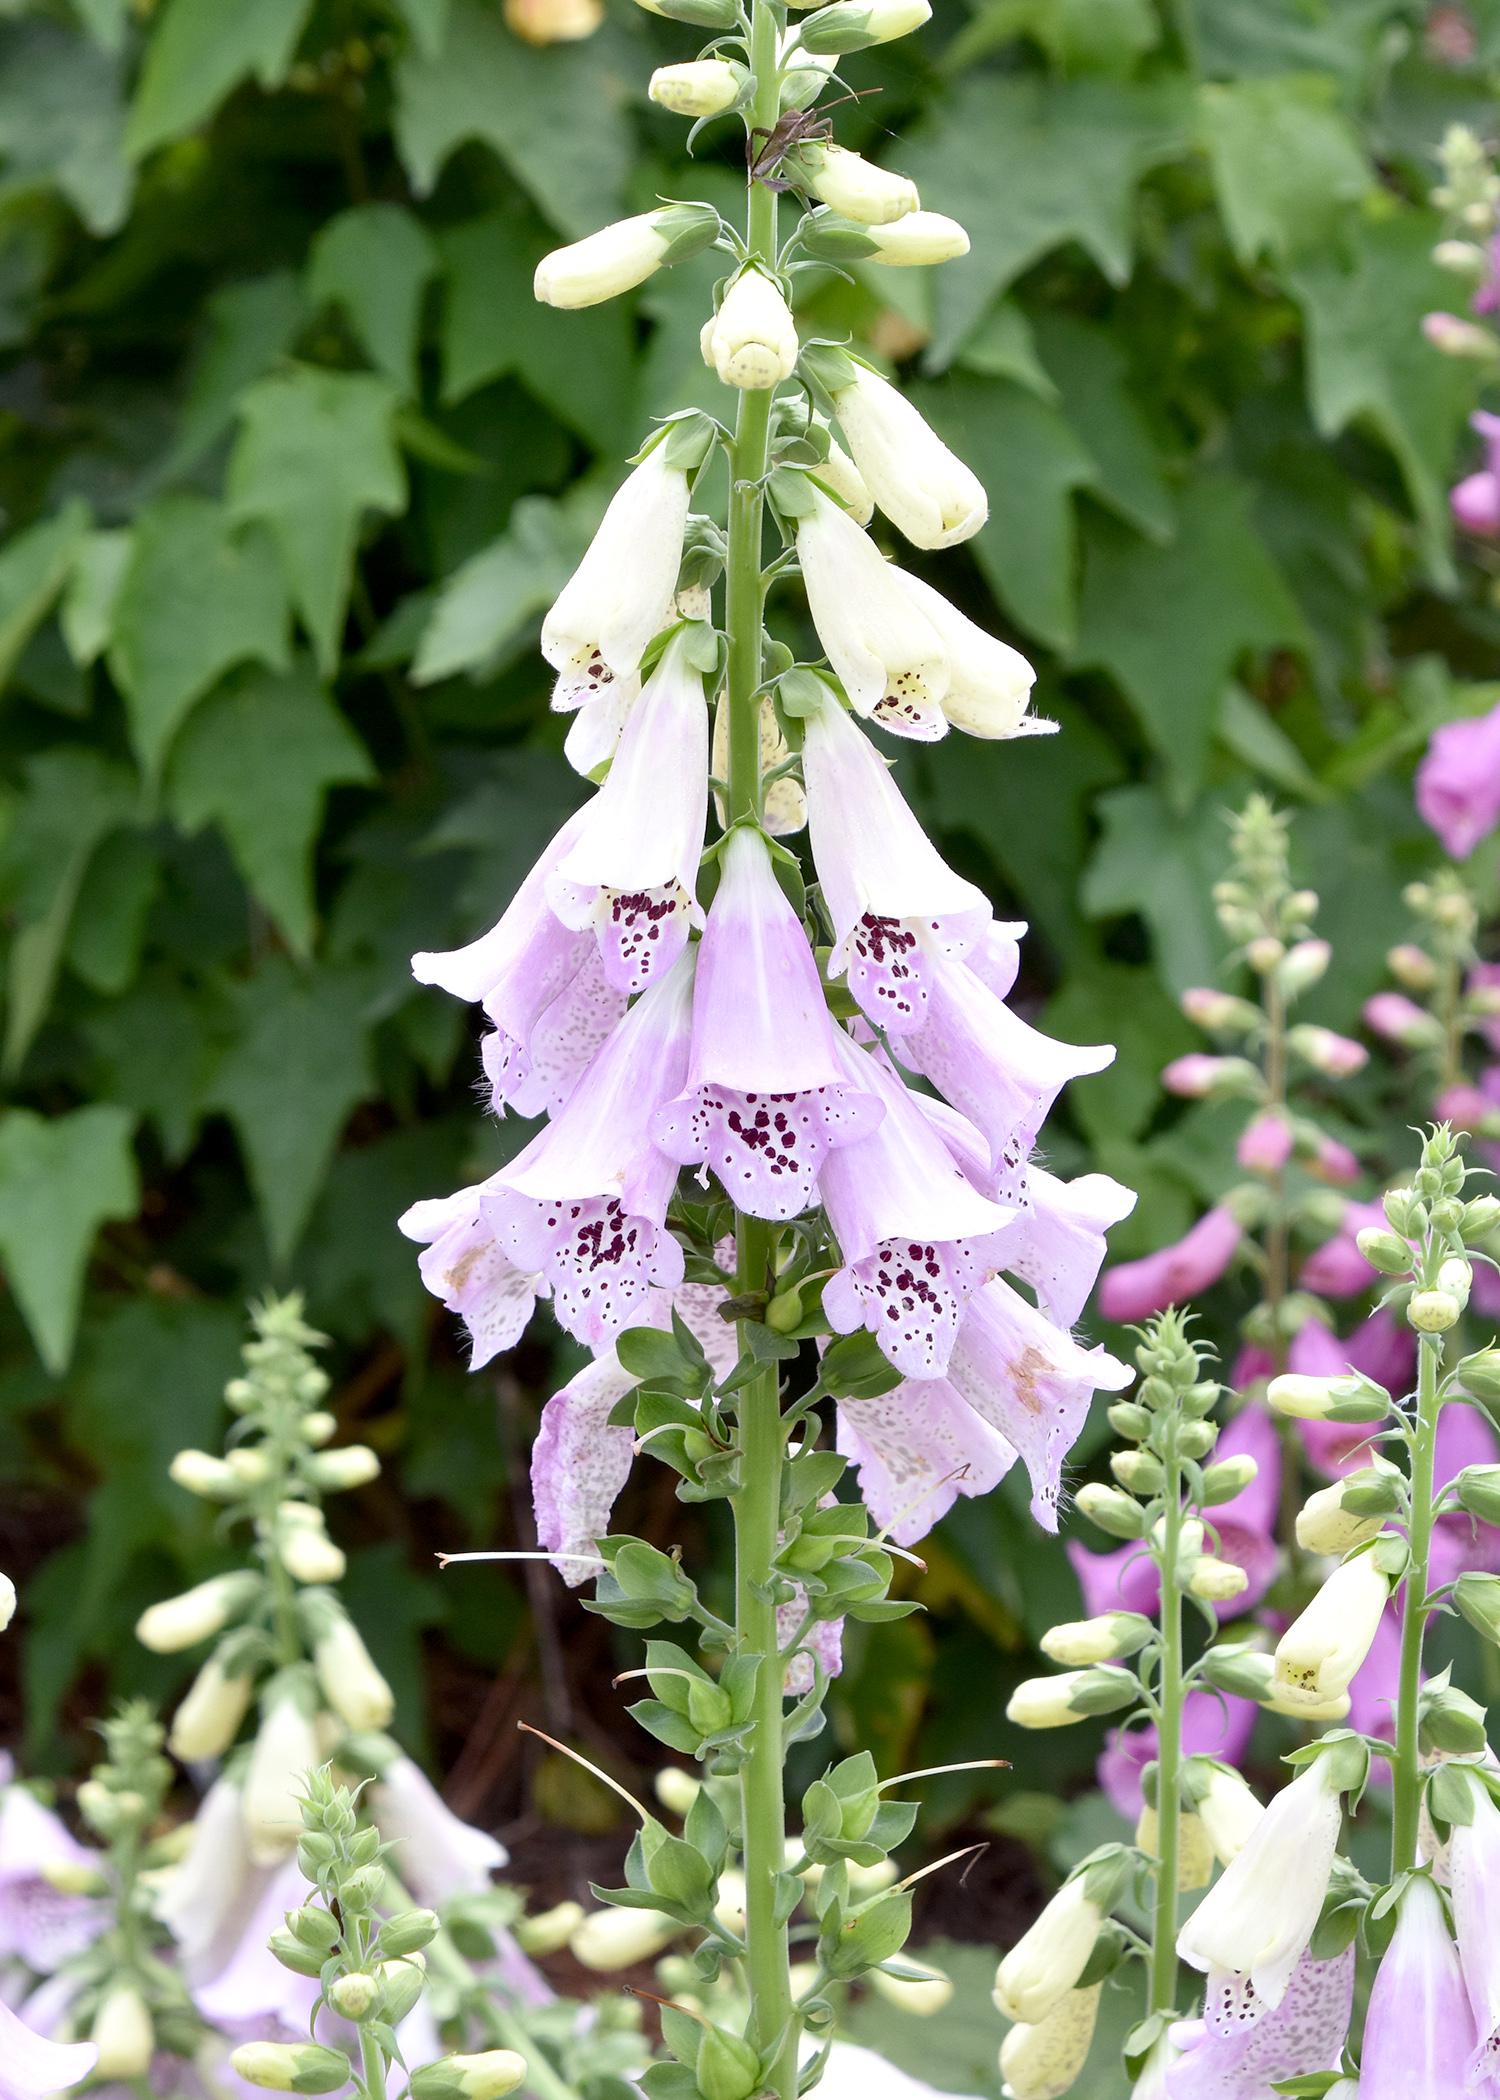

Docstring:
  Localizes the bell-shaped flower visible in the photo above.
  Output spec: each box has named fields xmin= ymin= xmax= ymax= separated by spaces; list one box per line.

xmin=889 ymin=570 xmax=1042 ymax=741
xmin=701 ymin=267 xmax=798 ymax=389
xmin=548 ymin=629 xmax=709 ymax=995
xmin=1362 ymin=1873 xmax=1476 ymax=2098
xmin=1272 ymin=1549 xmax=1390 ymax=1714
xmin=1097 ymin=1205 xmax=1242 ymax=1324
xmin=796 ymin=490 xmax=950 ymax=727
xmin=195 ymin=1854 xmax=317 ymax=2036
xmin=801 ymin=689 xmax=990 ymax=1033
xmin=0 ymin=2002 xmax=96 ymax=2100
xmin=156 ymin=1776 xmax=254 ymax=1980
xmin=837 ymin=1377 xmax=1017 ymax=1546
xmin=945 ymin=1277 xmax=1132 ymax=1528
xmin=829 ymin=364 xmax=987 ymax=549
xmin=1417 ymin=696 xmax=1500 ymax=859
xmin=1176 ymin=1756 xmax=1345 ymax=2027
xmin=820 ymin=1042 xmax=1013 ymax=1378
xmin=654 ymin=828 xmax=882 ymax=1219
xmin=0 ymin=1764 xmax=102 ymax=1969
xmin=411 ymin=805 xmax=626 ymax=1120
xmin=243 ymin=1684 xmax=320 ymax=1866
xmin=483 ymin=954 xmax=694 ymax=1348
xmin=541 ymin=444 xmax=690 ymax=709
xmin=1449 ymin=1774 xmax=1500 ymax=2081
xmin=374 ymin=1757 xmax=506 ymax=1905
xmin=1164 ymin=1947 xmax=1354 ymax=2100
xmin=861 ymin=210 xmax=970 ymax=266
xmin=904 ymin=955 xmax=1114 ymax=1182
xmin=993 ymin=1875 xmax=1102 ymax=2025
xmin=534 ymin=203 xmax=719 ymax=311
xmin=399 ymin=1181 xmax=545 ymax=1369
xmin=998 ymin=1985 xmax=1101 ymax=2100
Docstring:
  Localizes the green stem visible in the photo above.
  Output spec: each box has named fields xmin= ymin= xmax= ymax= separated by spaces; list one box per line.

xmin=1147 ymin=1430 xmax=1183 ymax=2017
xmin=1392 ymin=1333 xmax=1442 ymax=1874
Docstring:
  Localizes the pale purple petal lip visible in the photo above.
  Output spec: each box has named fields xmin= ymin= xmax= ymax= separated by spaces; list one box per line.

xmin=1360 ymin=1876 xmax=1476 ymax=2100
xmin=836 ymin=1379 xmax=1016 ymax=1546
xmin=1165 ymin=1948 xmax=1354 ymax=2100
xmin=0 ymin=1998 xmax=97 ymax=2100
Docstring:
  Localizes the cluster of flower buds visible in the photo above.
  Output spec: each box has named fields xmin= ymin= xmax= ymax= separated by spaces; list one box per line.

xmin=1099 ymin=796 xmax=1367 ymax=1343
xmin=1366 ymin=874 xmax=1500 ymax=1136
xmin=139 ymin=1296 xmax=394 ymax=1865
xmin=228 ymin=1769 xmax=525 ymax=2098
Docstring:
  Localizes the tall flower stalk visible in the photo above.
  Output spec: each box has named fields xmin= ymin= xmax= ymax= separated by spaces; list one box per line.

xmin=406 ymin=6 xmax=1132 ymax=2098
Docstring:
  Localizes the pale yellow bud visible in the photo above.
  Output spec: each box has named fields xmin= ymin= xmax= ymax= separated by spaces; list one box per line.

xmin=998 ymin=1984 xmax=1101 ymax=2100
xmin=504 ymin=0 xmax=603 ymax=41
xmin=701 ymin=268 xmax=799 ymax=389
xmin=649 ymin=59 xmax=744 ymax=118
xmin=313 ymin=1614 xmax=395 ymax=1732
xmin=170 ymin=1652 xmax=256 ymax=1762
xmin=92 ymin=1984 xmax=155 ymax=2078
xmin=569 ymin=1906 xmax=679 ymax=1970
xmin=868 ymin=1963 xmax=954 ymax=2014
xmin=862 ymin=210 xmax=970 ymax=265
xmin=169 ymin=1449 xmax=239 ymax=1499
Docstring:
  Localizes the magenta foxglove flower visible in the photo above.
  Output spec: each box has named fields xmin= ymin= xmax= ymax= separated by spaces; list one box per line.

xmin=1098 ymin=1693 xmax=1256 ymax=1821
xmin=1097 ymin=1206 xmax=1242 ymax=1324
xmin=1297 ymin=1200 xmax=1386 ymax=1298
xmin=1448 ymin=1779 xmax=1500 ymax=2083
xmin=482 ymin=954 xmax=695 ymax=1346
xmin=801 ymin=689 xmax=990 ymax=1035
xmin=1364 ymin=990 xmax=1441 ymax=1048
xmin=0 ymin=2002 xmax=96 ymax=2100
xmin=1306 ymin=1131 xmax=1359 ymax=1185
xmin=373 ymin=1757 xmax=506 ymax=1903
xmin=820 ymin=1043 xmax=1013 ymax=1377
xmin=0 ymin=1764 xmax=102 ymax=1969
xmin=1450 ymin=410 xmax=1500 ymax=536
xmin=413 ymin=805 xmax=626 ymax=1120
xmin=1237 ymin=1111 xmax=1294 ymax=1174
xmin=1361 ymin=1875 xmax=1476 ymax=2100
xmin=398 ymin=1182 xmax=544 ymax=1369
xmin=653 ymin=827 xmax=882 ymax=1219
xmin=541 ymin=444 xmax=690 ymax=713
xmin=1165 ymin=1947 xmax=1354 ymax=2100
xmin=943 ymin=1276 xmax=1133 ymax=1526
xmin=1417 ymin=699 xmax=1500 ymax=859
xmin=1163 ymin=1054 xmax=1242 ymax=1100
xmin=549 ymin=629 xmax=710 ymax=994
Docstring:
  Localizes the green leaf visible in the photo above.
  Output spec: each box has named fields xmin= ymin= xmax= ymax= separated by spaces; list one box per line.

xmin=1081 ymin=782 xmax=1228 ymax=992
xmin=71 ymin=0 xmax=132 ymax=50
xmin=1186 ymin=0 xmax=1396 ymax=90
xmin=393 ymin=0 xmax=633 ymax=236
xmin=126 ymin=0 xmax=315 ymax=159
xmin=413 ymin=485 xmax=600 ymax=684
xmin=392 ymin=0 xmax=451 ymax=56
xmin=64 ymin=829 xmax=159 ymax=995
xmin=0 ymin=18 xmax=133 ymax=236
xmin=162 ymin=271 xmax=307 ymax=479
xmin=0 ymin=1105 xmax=139 ymax=1372
xmin=307 ymin=205 xmax=441 ymax=395
xmin=1200 ymin=75 xmax=1371 ymax=267
xmin=1073 ymin=474 xmax=1308 ymax=796
xmin=1024 ymin=0 xmax=1159 ymax=75
xmin=206 ymin=959 xmax=376 ymax=1262
xmin=1031 ymin=311 xmax=1174 ymax=541
xmin=948 ymin=298 xmax=1057 ymax=397
xmin=166 ymin=661 xmax=374 ymax=953
xmin=1290 ymin=211 xmax=1479 ymax=580
xmin=905 ymin=73 xmax=1190 ymax=366
xmin=60 ymin=527 xmax=132 ymax=668
xmin=107 ymin=494 xmax=290 ymax=775
xmin=0 ymin=499 xmax=91 ymax=694
xmin=227 ymin=368 xmax=405 ymax=675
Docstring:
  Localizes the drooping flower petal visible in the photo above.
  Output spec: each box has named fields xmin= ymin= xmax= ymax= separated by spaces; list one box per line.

xmin=398 ymin=1182 xmax=546 ymax=1369
xmin=541 ymin=445 xmax=690 ymax=703
xmin=829 ymin=365 xmax=987 ymax=550
xmin=654 ymin=827 xmax=882 ymax=1219
xmin=531 ymin=1350 xmax=637 ymax=1584
xmin=1097 ymin=1207 xmax=1242 ymax=1324
xmin=796 ymin=490 xmax=950 ymax=728
xmin=984 ymin=1167 xmax=1135 ymax=1327
xmin=373 ymin=1757 xmax=506 ymax=1905
xmin=0 ymin=2001 xmax=96 ymax=2100
xmin=889 ymin=569 xmax=1043 ymax=742
xmin=1164 ymin=1947 xmax=1354 ymax=2099
xmin=836 ymin=1379 xmax=1017 ymax=1545
xmin=1449 ymin=1777 xmax=1500 ymax=2080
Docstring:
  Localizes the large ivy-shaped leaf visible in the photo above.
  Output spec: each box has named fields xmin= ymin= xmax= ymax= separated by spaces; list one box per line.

xmin=227 ymin=368 xmax=406 ymax=675
xmin=166 ymin=661 xmax=374 ymax=953
xmin=0 ymin=499 xmax=90 ymax=694
xmin=0 ymin=18 xmax=133 ymax=236
xmin=126 ymin=0 xmax=315 ymax=158
xmin=307 ymin=205 xmax=440 ymax=396
xmin=1200 ymin=75 xmax=1372 ymax=267
xmin=0 ymin=1104 xmax=139 ymax=1372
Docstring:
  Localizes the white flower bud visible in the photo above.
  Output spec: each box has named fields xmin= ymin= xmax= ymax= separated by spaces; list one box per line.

xmin=860 ymin=209 xmax=970 ymax=266
xmin=799 ymin=143 xmax=919 ymax=225
xmin=313 ymin=1614 xmax=395 ymax=1732
xmin=649 ymin=59 xmax=745 ymax=118
xmin=244 ymin=1692 xmax=320 ymax=1864
xmin=169 ymin=1449 xmax=239 ymax=1499
xmin=798 ymin=0 xmax=932 ymax=48
xmin=831 ymin=364 xmax=987 ymax=548
xmin=1273 ymin=1551 xmax=1390 ymax=1708
xmin=169 ymin=1652 xmax=256 ymax=1762
xmin=0 ymin=1570 xmax=14 ymax=1633
xmin=701 ymin=268 xmax=799 ymax=390
xmin=514 ymin=1899 xmax=587 ymax=1955
xmin=228 ymin=1447 xmax=272 ymax=1486
xmin=279 ymin=1523 xmax=347 ymax=1587
xmin=302 ymin=1409 xmax=337 ymax=1446
xmin=230 ymin=2041 xmax=354 ymax=2093
xmin=993 ymin=1876 xmax=1101 ymax=2025
xmin=998 ymin=1985 xmax=1101 ymax=2100
xmin=1410 ymin=1288 xmax=1462 ymax=1334
xmin=867 ymin=1963 xmax=954 ymax=2014
xmin=654 ymin=1766 xmax=701 ymax=1817
xmin=504 ymin=0 xmax=603 ymax=42
xmin=1186 ymin=1555 xmax=1249 ymax=1603
xmin=92 ymin=1984 xmax=155 ymax=2078
xmin=569 ymin=1905 xmax=679 ymax=1970
xmin=137 ymin=1572 xmax=257 ymax=1654
xmin=535 ymin=204 xmax=720 ymax=310
xmin=305 ymin=1444 xmax=381 ymax=1490
xmin=1006 ymin=1672 xmax=1111 ymax=1729
xmin=1039 ymin=1614 xmax=1147 ymax=1666
xmin=1190 ymin=1765 xmax=1264 ymax=1866
xmin=411 ymin=2052 xmax=529 ymax=2100
xmin=1265 ymin=1372 xmax=1387 ymax=1422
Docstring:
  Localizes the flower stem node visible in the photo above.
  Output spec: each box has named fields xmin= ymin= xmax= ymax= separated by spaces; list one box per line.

xmin=1006 ymin=1668 xmax=1137 ymax=1729
xmin=410 ymin=2053 xmax=529 ymax=2100
xmin=228 ymin=2043 xmax=355 ymax=2094
xmin=535 ymin=205 xmax=722 ymax=311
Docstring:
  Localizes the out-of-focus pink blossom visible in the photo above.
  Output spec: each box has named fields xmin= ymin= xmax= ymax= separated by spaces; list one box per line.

xmin=1416 ymin=694 xmax=1500 ymax=860
xmin=1449 ymin=410 xmax=1500 ymax=537
xmin=1163 ymin=1054 xmax=1240 ymax=1100
xmin=1437 ymin=1080 xmax=1500 ymax=1134
xmin=1290 ymin=1025 xmax=1368 ymax=1078
xmin=1303 ymin=1131 xmax=1359 ymax=1185
xmin=1098 ymin=1206 xmax=1242 ymax=1323
xmin=1297 ymin=1199 xmax=1386 ymax=1298
xmin=1098 ymin=1692 xmax=1258 ymax=1822
xmin=1237 ymin=1112 xmax=1293 ymax=1174
xmin=1365 ymin=990 xmax=1440 ymax=1047
xmin=1345 ymin=1305 xmax=1417 ymax=1394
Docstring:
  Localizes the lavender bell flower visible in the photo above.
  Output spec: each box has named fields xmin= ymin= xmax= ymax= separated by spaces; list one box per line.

xmin=0 ymin=2002 xmax=96 ymax=2100
xmin=481 ymin=951 xmax=696 ymax=1347
xmin=1450 ymin=409 xmax=1500 ymax=536
xmin=548 ymin=628 xmax=710 ymax=995
xmin=412 ymin=804 xmax=626 ymax=1121
xmin=1164 ymin=1946 xmax=1354 ymax=2100
xmin=820 ymin=1040 xmax=1014 ymax=1378
xmin=800 ymin=688 xmax=991 ymax=1035
xmin=193 ymin=1856 xmax=317 ymax=2042
xmin=836 ymin=1381 xmax=1018 ymax=1546
xmin=0 ymin=1762 xmax=103 ymax=1969
xmin=1361 ymin=1874 xmax=1476 ymax=2098
xmin=156 ymin=1776 xmax=254 ymax=1981
xmin=1449 ymin=1763 xmax=1500 ymax=2082
xmin=372 ymin=1757 xmax=506 ymax=1903
xmin=398 ymin=1182 xmax=545 ymax=1369
xmin=654 ymin=826 xmax=883 ymax=1219
xmin=1097 ymin=1206 xmax=1243 ymax=1325
xmin=1416 ymin=697 xmax=1500 ymax=860
xmin=985 ymin=1167 xmax=1137 ymax=1329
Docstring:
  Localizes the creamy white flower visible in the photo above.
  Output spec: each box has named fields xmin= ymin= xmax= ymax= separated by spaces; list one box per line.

xmin=374 ymin=1756 xmax=507 ymax=1905
xmin=168 ymin=1449 xmax=238 ymax=1498
xmin=1273 ymin=1550 xmax=1389 ymax=1708
xmin=832 ymin=365 xmax=987 ymax=548
xmin=1005 ymin=1673 xmax=1098 ymax=1730
xmin=892 ymin=570 xmax=1040 ymax=738
xmin=155 ymin=1775 xmax=253 ymax=1970
xmin=993 ymin=1877 xmax=1101 ymax=2024
xmin=999 ymin=1984 xmax=1101 ymax=2100
xmin=312 ymin=1613 xmax=395 ymax=1732
xmin=1039 ymin=1614 xmax=1142 ymax=1666
xmin=569 ymin=1905 xmax=679 ymax=1969
xmin=800 ymin=143 xmax=919 ymax=225
xmin=862 ymin=210 xmax=970 ymax=266
xmin=1193 ymin=1766 xmax=1264 ymax=1866
xmin=1135 ymin=1805 xmax=1212 ymax=1890
xmin=0 ymin=1569 xmax=14 ymax=1633
xmin=1295 ymin=1476 xmax=1389 ymax=1556
xmin=541 ymin=445 xmax=691 ymax=709
xmin=244 ymin=1693 xmax=320 ymax=1865
xmin=796 ymin=488 xmax=947 ymax=722
xmin=1187 ymin=1555 xmax=1249 ymax=1603
xmin=1177 ymin=1758 xmax=1343 ymax=2017
xmin=815 ymin=430 xmax=875 ymax=524
xmin=868 ymin=1965 xmax=954 ymax=2015
xmin=534 ymin=204 xmax=717 ymax=309
xmin=505 ymin=0 xmax=603 ymax=42
xmin=649 ymin=59 xmax=744 ymax=117
xmin=701 ymin=268 xmax=799 ymax=389
xmin=136 ymin=1572 xmax=255 ymax=1654
xmin=169 ymin=1652 xmax=255 ymax=1763
xmin=798 ymin=0 xmax=932 ymax=47
xmin=277 ymin=1509 xmax=347 ymax=1586
xmin=91 ymin=1984 xmax=154 ymax=2078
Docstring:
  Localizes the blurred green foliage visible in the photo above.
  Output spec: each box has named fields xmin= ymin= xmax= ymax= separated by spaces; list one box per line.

xmin=1 ymin=0 xmax=1499 ymax=1828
